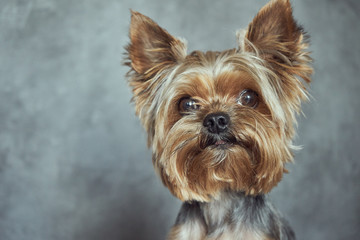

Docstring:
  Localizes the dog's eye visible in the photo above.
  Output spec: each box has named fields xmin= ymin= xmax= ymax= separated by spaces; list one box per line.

xmin=238 ymin=89 xmax=259 ymax=108
xmin=178 ymin=97 xmax=200 ymax=114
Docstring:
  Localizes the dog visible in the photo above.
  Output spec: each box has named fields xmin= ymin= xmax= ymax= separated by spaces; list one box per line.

xmin=125 ymin=0 xmax=312 ymax=239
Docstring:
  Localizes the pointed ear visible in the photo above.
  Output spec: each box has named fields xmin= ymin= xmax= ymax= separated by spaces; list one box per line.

xmin=243 ymin=0 xmax=311 ymax=81
xmin=126 ymin=11 xmax=187 ymax=76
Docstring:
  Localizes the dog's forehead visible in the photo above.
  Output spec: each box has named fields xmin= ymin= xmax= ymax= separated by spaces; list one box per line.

xmin=175 ymin=69 xmax=260 ymax=100
xmin=171 ymin=50 xmax=263 ymax=98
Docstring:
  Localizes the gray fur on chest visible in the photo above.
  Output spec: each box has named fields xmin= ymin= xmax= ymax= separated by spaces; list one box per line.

xmin=172 ymin=192 xmax=295 ymax=240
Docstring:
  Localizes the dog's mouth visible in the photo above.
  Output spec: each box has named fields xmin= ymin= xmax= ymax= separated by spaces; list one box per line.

xmin=200 ymin=134 xmax=238 ymax=149
xmin=214 ymin=139 xmax=228 ymax=146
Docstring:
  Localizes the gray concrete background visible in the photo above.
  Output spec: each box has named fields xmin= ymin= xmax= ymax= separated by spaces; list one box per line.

xmin=0 ymin=0 xmax=359 ymax=239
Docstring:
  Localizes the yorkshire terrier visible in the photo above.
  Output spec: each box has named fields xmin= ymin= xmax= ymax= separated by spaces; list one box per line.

xmin=125 ymin=0 xmax=312 ymax=239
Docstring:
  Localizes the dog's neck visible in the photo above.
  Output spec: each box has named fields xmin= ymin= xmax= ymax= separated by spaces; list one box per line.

xmin=199 ymin=191 xmax=267 ymax=234
xmin=172 ymin=191 xmax=295 ymax=239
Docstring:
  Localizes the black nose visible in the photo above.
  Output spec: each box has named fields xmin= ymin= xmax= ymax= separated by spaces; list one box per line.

xmin=203 ymin=112 xmax=230 ymax=134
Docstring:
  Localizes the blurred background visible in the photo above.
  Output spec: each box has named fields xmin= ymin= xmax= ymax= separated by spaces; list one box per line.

xmin=0 ymin=0 xmax=359 ymax=239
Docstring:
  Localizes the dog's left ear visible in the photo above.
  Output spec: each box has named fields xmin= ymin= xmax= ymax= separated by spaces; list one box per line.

xmin=126 ymin=11 xmax=187 ymax=77
xmin=242 ymin=0 xmax=312 ymax=83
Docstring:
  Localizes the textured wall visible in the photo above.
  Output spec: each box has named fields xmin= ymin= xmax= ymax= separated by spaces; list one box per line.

xmin=0 ymin=0 xmax=359 ymax=239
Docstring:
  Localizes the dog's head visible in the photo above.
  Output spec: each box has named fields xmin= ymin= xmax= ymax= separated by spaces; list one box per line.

xmin=125 ymin=0 xmax=312 ymax=201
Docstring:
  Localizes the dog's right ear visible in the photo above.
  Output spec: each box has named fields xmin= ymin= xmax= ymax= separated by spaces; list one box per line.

xmin=126 ymin=11 xmax=187 ymax=76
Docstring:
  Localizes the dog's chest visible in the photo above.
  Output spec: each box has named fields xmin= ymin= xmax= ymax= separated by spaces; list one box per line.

xmin=200 ymin=196 xmax=269 ymax=240
xmin=170 ymin=192 xmax=278 ymax=240
xmin=174 ymin=216 xmax=268 ymax=240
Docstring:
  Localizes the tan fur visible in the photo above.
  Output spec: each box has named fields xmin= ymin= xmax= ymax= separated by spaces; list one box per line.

xmin=125 ymin=0 xmax=312 ymax=204
xmin=125 ymin=1 xmax=312 ymax=239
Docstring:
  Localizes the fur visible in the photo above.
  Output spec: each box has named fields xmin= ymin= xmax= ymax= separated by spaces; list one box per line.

xmin=125 ymin=0 xmax=312 ymax=239
xmin=169 ymin=192 xmax=295 ymax=240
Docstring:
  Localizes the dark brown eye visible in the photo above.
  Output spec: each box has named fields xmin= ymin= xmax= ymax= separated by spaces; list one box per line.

xmin=178 ymin=97 xmax=199 ymax=114
xmin=238 ymin=89 xmax=259 ymax=108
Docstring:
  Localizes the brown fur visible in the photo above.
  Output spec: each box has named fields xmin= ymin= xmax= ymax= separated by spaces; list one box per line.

xmin=125 ymin=1 xmax=312 ymax=239
xmin=125 ymin=0 xmax=312 ymax=202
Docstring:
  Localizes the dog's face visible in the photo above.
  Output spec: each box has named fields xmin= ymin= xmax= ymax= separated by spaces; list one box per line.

xmin=125 ymin=0 xmax=312 ymax=202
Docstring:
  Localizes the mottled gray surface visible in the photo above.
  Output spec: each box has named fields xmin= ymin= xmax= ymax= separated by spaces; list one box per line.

xmin=0 ymin=0 xmax=359 ymax=239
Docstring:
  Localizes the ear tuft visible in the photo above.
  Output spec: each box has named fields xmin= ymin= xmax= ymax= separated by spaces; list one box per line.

xmin=125 ymin=11 xmax=187 ymax=76
xmin=244 ymin=0 xmax=310 ymax=71
xmin=247 ymin=0 xmax=299 ymax=46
